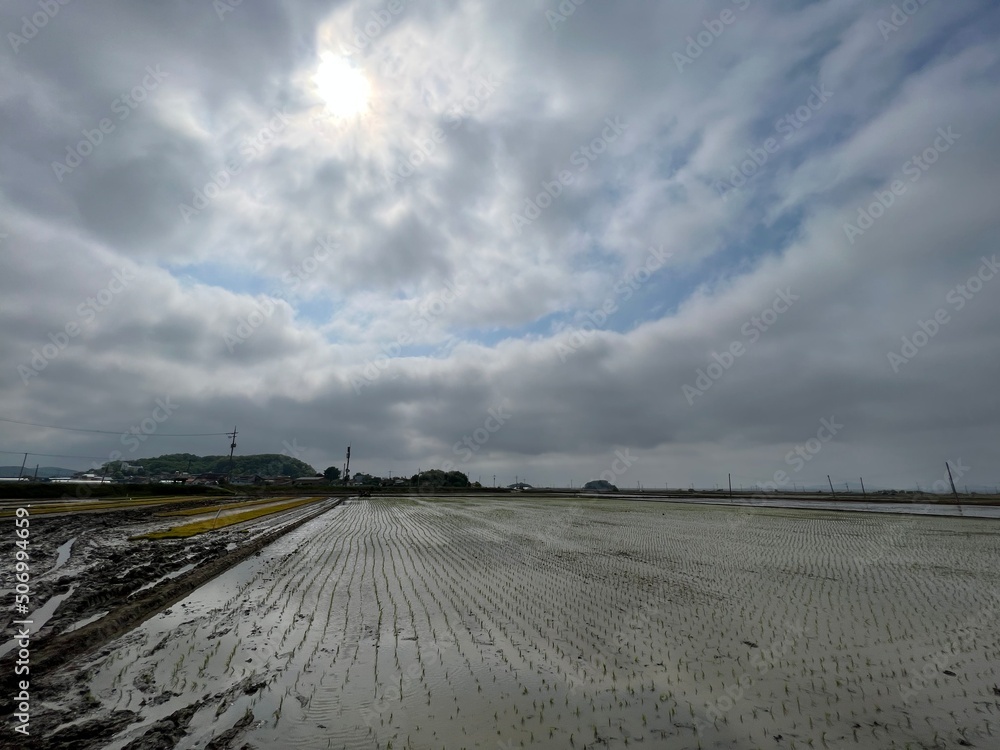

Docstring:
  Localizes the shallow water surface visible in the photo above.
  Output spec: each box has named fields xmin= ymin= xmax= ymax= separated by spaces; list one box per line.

xmin=83 ymin=498 xmax=1000 ymax=749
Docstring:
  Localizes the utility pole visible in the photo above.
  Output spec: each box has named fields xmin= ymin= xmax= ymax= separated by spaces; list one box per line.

xmin=827 ymin=475 xmax=836 ymax=498
xmin=860 ymin=477 xmax=867 ymax=499
xmin=17 ymin=452 xmax=27 ymax=481
xmin=728 ymin=473 xmax=732 ymax=498
xmin=945 ymin=461 xmax=959 ymax=500
xmin=32 ymin=464 xmax=39 ymax=481
xmin=226 ymin=426 xmax=238 ymax=483
xmin=344 ymin=446 xmax=351 ymax=485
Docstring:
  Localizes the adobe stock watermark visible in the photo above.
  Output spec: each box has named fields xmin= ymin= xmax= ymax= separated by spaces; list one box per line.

xmin=695 ymin=619 xmax=807 ymax=735
xmin=555 ymin=244 xmax=673 ymax=363
xmin=118 ymin=396 xmax=181 ymax=452
xmin=558 ymin=580 xmax=656 ymax=700
xmin=384 ymin=75 xmax=501 ymax=188
xmin=748 ymin=417 xmax=844 ymax=495
xmin=594 ymin=448 xmax=637 ymax=489
xmin=51 ymin=65 xmax=168 ymax=182
xmin=930 ymin=459 xmax=970 ymax=495
xmin=673 ymin=0 xmax=752 ymax=72
xmin=851 ymin=514 xmax=918 ymax=575
xmin=338 ymin=0 xmax=406 ymax=55
xmin=18 ymin=265 xmax=137 ymax=385
xmin=351 ymin=273 xmax=468 ymax=394
xmin=7 ymin=0 xmax=73 ymax=54
xmin=213 ymin=0 xmax=243 ymax=21
xmin=843 ymin=126 xmax=960 ymax=245
xmin=178 ymin=107 xmax=291 ymax=223
xmin=682 ymin=288 xmax=799 ymax=405
xmin=60 ymin=398 xmax=181 ymax=502
xmin=887 ymin=255 xmax=998 ymax=373
xmin=223 ymin=234 xmax=337 ymax=353
xmin=714 ymin=82 xmax=833 ymax=200
xmin=878 ymin=0 xmax=936 ymax=41
xmin=449 ymin=401 xmax=513 ymax=465
xmin=899 ymin=593 xmax=998 ymax=707
xmin=509 ymin=116 xmax=627 ymax=234
xmin=279 ymin=438 xmax=304 ymax=461
xmin=545 ymin=0 xmax=586 ymax=30
xmin=726 ymin=417 xmax=843 ymax=507
xmin=409 ymin=401 xmax=514 ymax=498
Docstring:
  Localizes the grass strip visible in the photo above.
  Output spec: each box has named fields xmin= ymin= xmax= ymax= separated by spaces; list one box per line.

xmin=156 ymin=496 xmax=294 ymax=517
xmin=137 ymin=496 xmax=323 ymax=539
xmin=0 ymin=495 xmax=216 ymax=518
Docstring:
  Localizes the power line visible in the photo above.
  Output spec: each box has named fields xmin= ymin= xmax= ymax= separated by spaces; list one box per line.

xmin=0 ymin=416 xmax=230 ymax=437
xmin=0 ymin=449 xmax=115 ymax=461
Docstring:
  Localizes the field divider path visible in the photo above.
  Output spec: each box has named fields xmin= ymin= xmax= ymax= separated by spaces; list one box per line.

xmin=0 ymin=494 xmax=226 ymax=518
xmin=136 ymin=496 xmax=326 ymax=539
xmin=154 ymin=495 xmax=301 ymax=517
xmin=12 ymin=497 xmax=346 ymax=680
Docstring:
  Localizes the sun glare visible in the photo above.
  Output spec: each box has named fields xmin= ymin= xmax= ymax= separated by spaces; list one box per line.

xmin=313 ymin=56 xmax=371 ymax=118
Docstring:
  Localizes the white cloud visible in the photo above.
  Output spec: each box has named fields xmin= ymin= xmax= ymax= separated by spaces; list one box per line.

xmin=1 ymin=0 xmax=999 ymax=489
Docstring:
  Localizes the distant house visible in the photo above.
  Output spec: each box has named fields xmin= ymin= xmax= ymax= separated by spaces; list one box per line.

xmin=291 ymin=476 xmax=325 ymax=485
xmin=251 ymin=475 xmax=292 ymax=486
xmin=186 ymin=472 xmax=226 ymax=485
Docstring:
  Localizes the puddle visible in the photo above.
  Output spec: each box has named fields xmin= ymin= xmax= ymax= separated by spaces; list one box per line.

xmin=49 ymin=536 xmax=78 ymax=575
xmin=133 ymin=562 xmax=199 ymax=594
xmin=0 ymin=585 xmax=78 ymax=658
xmin=64 ymin=610 xmax=109 ymax=633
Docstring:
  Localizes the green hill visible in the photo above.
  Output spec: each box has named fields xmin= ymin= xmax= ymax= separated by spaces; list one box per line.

xmin=101 ymin=453 xmax=318 ymax=479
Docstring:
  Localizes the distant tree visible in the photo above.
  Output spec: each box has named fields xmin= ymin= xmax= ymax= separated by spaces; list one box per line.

xmin=410 ymin=469 xmax=470 ymax=488
xmin=323 ymin=466 xmax=342 ymax=482
xmin=584 ymin=479 xmax=618 ymax=492
xmin=101 ymin=453 xmax=317 ymax=478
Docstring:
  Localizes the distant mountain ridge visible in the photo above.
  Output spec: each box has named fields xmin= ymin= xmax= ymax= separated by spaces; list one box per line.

xmin=0 ymin=466 xmax=77 ymax=478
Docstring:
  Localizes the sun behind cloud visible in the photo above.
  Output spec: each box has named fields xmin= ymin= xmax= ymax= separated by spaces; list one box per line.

xmin=313 ymin=55 xmax=371 ymax=118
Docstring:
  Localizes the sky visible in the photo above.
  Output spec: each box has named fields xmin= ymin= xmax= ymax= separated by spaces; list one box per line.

xmin=1 ymin=0 xmax=999 ymax=491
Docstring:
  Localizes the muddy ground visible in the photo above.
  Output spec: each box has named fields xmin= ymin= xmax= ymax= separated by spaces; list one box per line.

xmin=0 ymin=497 xmax=341 ymax=749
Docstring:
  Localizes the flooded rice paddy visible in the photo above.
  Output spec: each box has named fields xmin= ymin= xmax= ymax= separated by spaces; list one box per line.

xmin=75 ymin=496 xmax=1000 ymax=749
